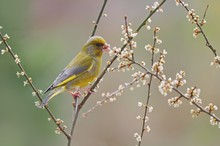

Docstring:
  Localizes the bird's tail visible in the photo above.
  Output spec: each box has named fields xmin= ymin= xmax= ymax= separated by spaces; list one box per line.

xmin=40 ymin=87 xmax=65 ymax=108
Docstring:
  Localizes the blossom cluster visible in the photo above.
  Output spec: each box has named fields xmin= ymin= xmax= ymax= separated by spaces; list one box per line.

xmin=210 ymin=56 xmax=220 ymax=68
xmin=205 ymin=103 xmax=218 ymax=113
xmin=145 ymin=1 xmax=163 ymax=30
xmin=185 ymin=87 xmax=202 ymax=105
xmin=137 ymin=102 xmax=153 ymax=119
xmin=145 ymin=44 xmax=159 ymax=54
xmin=134 ymin=126 xmax=151 ymax=143
xmin=145 ymin=27 xmax=162 ymax=54
xmin=137 ymin=102 xmax=154 ymax=113
xmin=190 ymin=108 xmax=201 ymax=118
xmin=186 ymin=9 xmax=199 ymax=24
xmin=152 ymin=49 xmax=167 ymax=74
xmin=146 ymin=1 xmax=163 ymax=13
xmin=1 ymin=47 xmax=8 ymax=55
xmin=134 ymin=102 xmax=152 ymax=143
xmin=174 ymin=71 xmax=186 ymax=87
xmin=210 ymin=116 xmax=220 ymax=128
xmin=131 ymin=71 xmax=149 ymax=87
xmin=134 ymin=132 xmax=142 ymax=142
xmin=157 ymin=70 xmax=199 ymax=109
xmin=158 ymin=67 xmax=220 ymax=128
xmin=191 ymin=103 xmax=219 ymax=128
xmin=121 ymin=22 xmax=138 ymax=40
xmin=1 ymin=34 xmax=10 ymax=55
xmin=54 ymin=118 xmax=67 ymax=134
xmin=193 ymin=27 xmax=200 ymax=38
xmin=158 ymin=78 xmax=174 ymax=96
xmin=108 ymin=22 xmax=138 ymax=72
xmin=0 ymin=33 xmax=34 ymax=89
xmin=158 ymin=71 xmax=185 ymax=107
xmin=177 ymin=0 xmax=220 ymax=69
xmin=32 ymin=90 xmax=43 ymax=96
xmin=176 ymin=0 xmax=207 ymax=38
xmin=168 ymin=96 xmax=183 ymax=108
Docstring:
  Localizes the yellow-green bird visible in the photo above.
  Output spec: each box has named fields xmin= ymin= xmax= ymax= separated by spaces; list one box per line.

xmin=40 ymin=36 xmax=110 ymax=107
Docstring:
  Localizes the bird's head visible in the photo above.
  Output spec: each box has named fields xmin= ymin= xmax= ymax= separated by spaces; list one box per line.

xmin=83 ymin=36 xmax=110 ymax=57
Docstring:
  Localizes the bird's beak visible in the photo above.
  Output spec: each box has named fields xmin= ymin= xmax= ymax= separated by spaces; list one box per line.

xmin=102 ymin=43 xmax=110 ymax=52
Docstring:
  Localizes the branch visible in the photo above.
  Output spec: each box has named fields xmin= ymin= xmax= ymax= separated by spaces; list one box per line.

xmin=202 ymin=5 xmax=209 ymax=21
xmin=136 ymin=0 xmax=166 ymax=32
xmin=179 ymin=0 xmax=218 ymax=59
xmin=91 ymin=0 xmax=108 ymax=37
xmin=138 ymin=28 xmax=158 ymax=146
xmin=67 ymin=97 xmax=80 ymax=146
xmin=124 ymin=16 xmax=135 ymax=60
xmin=131 ymin=59 xmax=220 ymax=123
xmin=0 ymin=32 xmax=70 ymax=139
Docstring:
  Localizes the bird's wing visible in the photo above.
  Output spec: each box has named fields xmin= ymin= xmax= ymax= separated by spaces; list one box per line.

xmin=45 ymin=53 xmax=94 ymax=93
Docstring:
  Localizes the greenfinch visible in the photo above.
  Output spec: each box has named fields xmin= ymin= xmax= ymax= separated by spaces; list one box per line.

xmin=40 ymin=36 xmax=110 ymax=107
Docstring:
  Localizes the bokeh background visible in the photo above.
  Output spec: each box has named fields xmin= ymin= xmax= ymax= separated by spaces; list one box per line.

xmin=0 ymin=0 xmax=220 ymax=146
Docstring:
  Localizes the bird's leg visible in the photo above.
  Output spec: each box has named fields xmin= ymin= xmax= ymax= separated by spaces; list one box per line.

xmin=69 ymin=90 xmax=81 ymax=108
xmin=69 ymin=91 xmax=81 ymax=98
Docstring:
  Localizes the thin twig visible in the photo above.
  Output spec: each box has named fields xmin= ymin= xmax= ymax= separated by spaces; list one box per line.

xmin=0 ymin=32 xmax=70 ymax=139
xmin=124 ymin=16 xmax=135 ymax=60
xmin=110 ymin=62 xmax=134 ymax=72
xmin=138 ymin=28 xmax=157 ymax=146
xmin=91 ymin=0 xmax=108 ymax=37
xmin=172 ymin=87 xmax=220 ymax=122
xmin=202 ymin=5 xmax=209 ymax=21
xmin=179 ymin=0 xmax=218 ymax=57
xmin=67 ymin=97 xmax=80 ymax=146
xmin=136 ymin=0 xmax=166 ymax=32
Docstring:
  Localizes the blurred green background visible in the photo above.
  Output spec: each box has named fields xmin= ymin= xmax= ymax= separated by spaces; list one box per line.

xmin=1 ymin=0 xmax=220 ymax=146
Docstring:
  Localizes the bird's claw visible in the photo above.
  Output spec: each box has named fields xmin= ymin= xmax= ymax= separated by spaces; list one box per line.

xmin=69 ymin=91 xmax=81 ymax=99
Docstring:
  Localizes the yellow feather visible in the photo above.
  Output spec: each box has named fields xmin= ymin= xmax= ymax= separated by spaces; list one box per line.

xmin=57 ymin=75 xmax=77 ymax=87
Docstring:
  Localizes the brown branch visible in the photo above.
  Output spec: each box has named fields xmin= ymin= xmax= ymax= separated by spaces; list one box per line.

xmin=179 ymin=0 xmax=218 ymax=57
xmin=202 ymin=5 xmax=209 ymax=21
xmin=0 ymin=32 xmax=70 ymax=139
xmin=138 ymin=28 xmax=158 ymax=146
xmin=67 ymin=97 xmax=79 ymax=146
xmin=91 ymin=0 xmax=108 ymax=37
xmin=124 ymin=16 xmax=135 ymax=60
xmin=136 ymin=0 xmax=166 ymax=32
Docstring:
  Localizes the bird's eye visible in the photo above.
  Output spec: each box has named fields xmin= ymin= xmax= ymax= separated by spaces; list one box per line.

xmin=96 ymin=43 xmax=104 ymax=47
